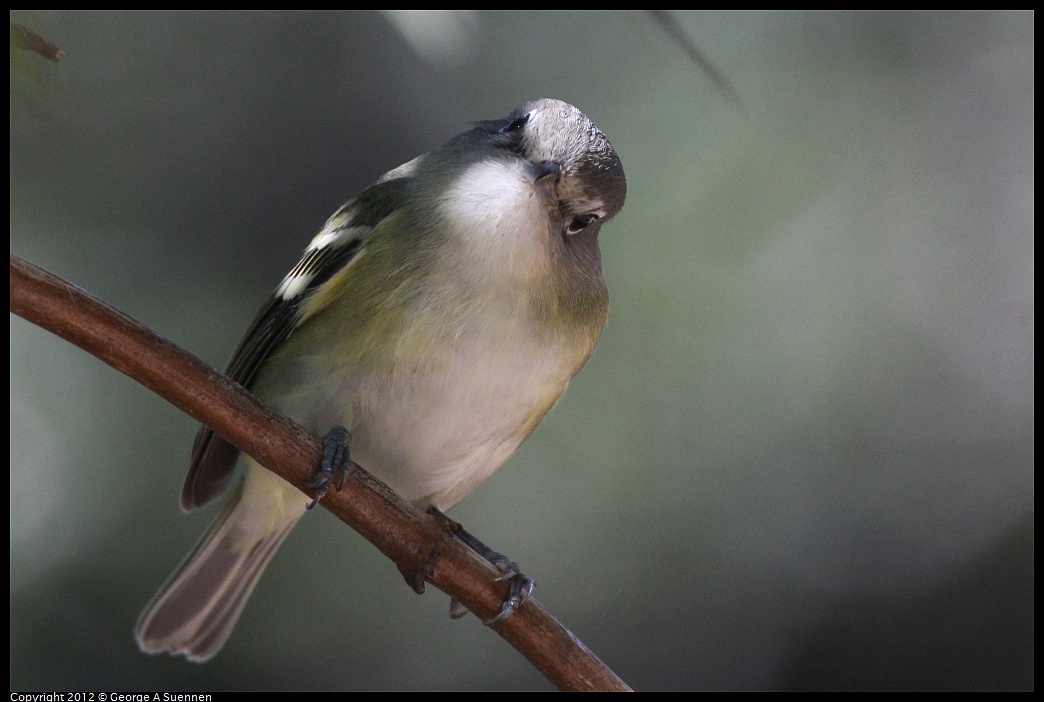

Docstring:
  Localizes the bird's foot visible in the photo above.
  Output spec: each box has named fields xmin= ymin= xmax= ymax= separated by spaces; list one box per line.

xmin=426 ymin=508 xmax=534 ymax=625
xmin=307 ymin=425 xmax=352 ymax=509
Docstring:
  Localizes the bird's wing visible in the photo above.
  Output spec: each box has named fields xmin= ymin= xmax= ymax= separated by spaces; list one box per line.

xmin=181 ymin=175 xmax=411 ymax=510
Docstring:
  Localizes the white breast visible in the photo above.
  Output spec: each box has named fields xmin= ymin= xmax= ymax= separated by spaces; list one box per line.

xmin=271 ymin=157 xmax=580 ymax=510
xmin=359 ymin=160 xmax=570 ymax=509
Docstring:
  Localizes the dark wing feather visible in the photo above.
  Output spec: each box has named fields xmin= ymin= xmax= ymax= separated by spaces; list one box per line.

xmin=179 ymin=175 xmax=411 ymax=509
xmin=178 ymin=174 xmax=412 ymax=511
xmin=181 ymin=237 xmax=364 ymax=510
xmin=183 ymin=172 xmax=415 ymax=507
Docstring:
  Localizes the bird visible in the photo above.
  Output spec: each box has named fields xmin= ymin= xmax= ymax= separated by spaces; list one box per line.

xmin=135 ymin=98 xmax=627 ymax=662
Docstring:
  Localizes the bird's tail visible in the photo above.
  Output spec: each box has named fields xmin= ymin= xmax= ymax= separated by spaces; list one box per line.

xmin=135 ymin=463 xmax=306 ymax=662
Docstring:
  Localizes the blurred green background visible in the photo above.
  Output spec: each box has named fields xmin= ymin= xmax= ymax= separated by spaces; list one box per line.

xmin=10 ymin=11 xmax=1033 ymax=691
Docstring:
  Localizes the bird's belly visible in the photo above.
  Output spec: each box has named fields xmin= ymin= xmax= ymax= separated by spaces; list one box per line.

xmin=269 ymin=332 xmax=576 ymax=511
xmin=357 ymin=339 xmax=572 ymax=510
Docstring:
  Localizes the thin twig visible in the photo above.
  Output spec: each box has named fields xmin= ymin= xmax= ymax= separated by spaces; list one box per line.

xmin=10 ymin=22 xmax=65 ymax=62
xmin=9 ymin=253 xmax=631 ymax=692
xmin=645 ymin=10 xmax=743 ymax=108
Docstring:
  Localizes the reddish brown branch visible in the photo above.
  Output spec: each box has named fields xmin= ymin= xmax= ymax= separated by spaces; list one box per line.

xmin=10 ymin=22 xmax=65 ymax=62
xmin=9 ymin=253 xmax=631 ymax=692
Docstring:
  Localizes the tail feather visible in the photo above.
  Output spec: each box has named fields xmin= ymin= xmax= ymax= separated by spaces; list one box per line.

xmin=136 ymin=465 xmax=305 ymax=662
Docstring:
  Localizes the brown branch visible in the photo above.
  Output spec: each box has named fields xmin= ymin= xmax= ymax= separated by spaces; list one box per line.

xmin=10 ymin=22 xmax=65 ymax=62
xmin=9 ymin=253 xmax=632 ymax=692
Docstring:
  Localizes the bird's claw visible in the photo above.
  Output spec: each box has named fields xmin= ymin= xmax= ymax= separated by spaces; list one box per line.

xmin=447 ymin=562 xmax=533 ymax=624
xmin=423 ymin=507 xmax=534 ymax=624
xmin=307 ymin=425 xmax=352 ymax=510
xmin=483 ymin=558 xmax=534 ymax=625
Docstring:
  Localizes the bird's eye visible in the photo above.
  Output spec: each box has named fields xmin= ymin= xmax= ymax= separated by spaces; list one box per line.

xmin=566 ymin=214 xmax=599 ymax=235
xmin=503 ymin=114 xmax=530 ymax=134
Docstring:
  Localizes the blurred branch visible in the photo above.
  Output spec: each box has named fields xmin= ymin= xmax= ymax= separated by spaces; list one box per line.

xmin=10 ymin=22 xmax=65 ymax=62
xmin=645 ymin=10 xmax=742 ymax=107
xmin=9 ymin=253 xmax=632 ymax=692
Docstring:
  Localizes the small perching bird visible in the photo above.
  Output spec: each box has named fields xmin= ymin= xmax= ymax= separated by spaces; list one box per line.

xmin=135 ymin=98 xmax=627 ymax=663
